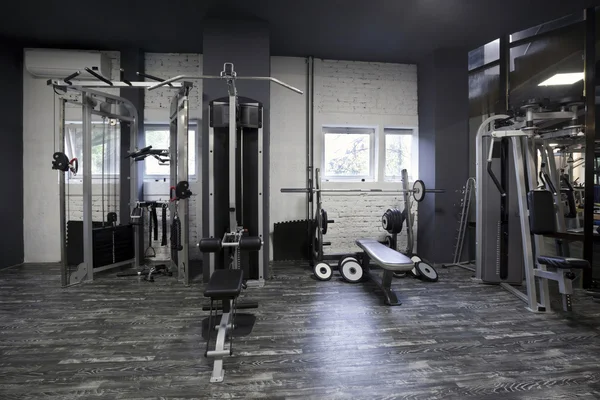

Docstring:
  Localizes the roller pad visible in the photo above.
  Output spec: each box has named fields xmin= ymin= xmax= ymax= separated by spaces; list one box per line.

xmin=204 ymin=269 xmax=243 ymax=299
xmin=239 ymin=236 xmax=262 ymax=251
xmin=538 ymin=256 xmax=590 ymax=269
xmin=199 ymin=238 xmax=222 ymax=253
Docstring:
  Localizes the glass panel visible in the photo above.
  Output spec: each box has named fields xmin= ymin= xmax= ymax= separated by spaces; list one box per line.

xmin=468 ymin=39 xmax=500 ymax=71
xmin=384 ymin=130 xmax=412 ymax=181
xmin=323 ymin=132 xmax=371 ymax=177
xmin=510 ymin=13 xmax=583 ymax=43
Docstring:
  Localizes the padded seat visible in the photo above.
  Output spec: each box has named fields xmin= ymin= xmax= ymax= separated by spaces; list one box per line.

xmin=538 ymin=255 xmax=590 ymax=270
xmin=356 ymin=239 xmax=413 ymax=272
xmin=204 ymin=269 xmax=244 ymax=299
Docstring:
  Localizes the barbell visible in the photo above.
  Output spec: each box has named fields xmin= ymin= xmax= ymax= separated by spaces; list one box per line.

xmin=280 ymin=180 xmax=444 ymax=203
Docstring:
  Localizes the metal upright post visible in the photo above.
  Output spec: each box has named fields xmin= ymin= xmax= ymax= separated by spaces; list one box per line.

xmin=178 ymin=95 xmax=190 ymax=284
xmin=82 ymin=92 xmax=94 ymax=282
xmin=58 ymin=99 xmax=67 ymax=287
xmin=229 ymin=94 xmax=238 ymax=269
xmin=583 ymin=7 xmax=596 ymax=288
xmin=401 ymin=169 xmax=414 ymax=255
xmin=208 ymin=116 xmax=215 ymax=278
xmin=257 ymin=107 xmax=265 ymax=282
xmin=511 ymin=136 xmax=540 ymax=312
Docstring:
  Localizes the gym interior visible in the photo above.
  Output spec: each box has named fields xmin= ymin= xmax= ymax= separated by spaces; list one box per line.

xmin=3 ymin=1 xmax=600 ymax=398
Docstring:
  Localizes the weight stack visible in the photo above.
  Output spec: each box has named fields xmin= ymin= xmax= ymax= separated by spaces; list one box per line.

xmin=273 ymin=220 xmax=311 ymax=261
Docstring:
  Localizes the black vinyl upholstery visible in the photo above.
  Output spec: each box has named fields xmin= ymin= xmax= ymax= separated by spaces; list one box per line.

xmin=537 ymin=256 xmax=590 ymax=270
xmin=204 ymin=269 xmax=244 ymax=299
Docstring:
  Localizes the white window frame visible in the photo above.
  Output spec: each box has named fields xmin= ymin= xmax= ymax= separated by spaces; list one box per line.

xmin=321 ymin=125 xmax=377 ymax=182
xmin=383 ymin=127 xmax=418 ymax=182
xmin=143 ymin=120 xmax=199 ymax=181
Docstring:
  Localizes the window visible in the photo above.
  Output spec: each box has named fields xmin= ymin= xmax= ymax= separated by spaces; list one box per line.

xmin=65 ymin=121 xmax=120 ymax=176
xmin=144 ymin=124 xmax=197 ymax=179
xmin=323 ymin=127 xmax=375 ymax=180
xmin=384 ymin=129 xmax=413 ymax=181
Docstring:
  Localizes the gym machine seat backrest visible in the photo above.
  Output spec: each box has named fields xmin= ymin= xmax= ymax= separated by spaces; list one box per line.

xmin=356 ymin=239 xmax=414 ymax=272
xmin=204 ymin=269 xmax=244 ymax=300
xmin=528 ymin=190 xmax=590 ymax=270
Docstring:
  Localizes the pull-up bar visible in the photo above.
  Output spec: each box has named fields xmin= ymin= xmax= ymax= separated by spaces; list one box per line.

xmin=147 ymin=62 xmax=304 ymax=94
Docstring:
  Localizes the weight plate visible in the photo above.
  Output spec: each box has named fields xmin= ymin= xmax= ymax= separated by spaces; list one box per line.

xmin=413 ymin=180 xmax=426 ymax=202
xmin=415 ymin=261 xmax=438 ymax=282
xmin=384 ymin=236 xmax=392 ymax=248
xmin=321 ymin=209 xmax=329 ymax=235
xmin=339 ymin=256 xmax=359 ymax=267
xmin=314 ymin=262 xmax=332 ymax=281
xmin=339 ymin=259 xmax=364 ymax=283
xmin=382 ymin=213 xmax=390 ymax=231
xmin=411 ymin=255 xmax=422 ymax=263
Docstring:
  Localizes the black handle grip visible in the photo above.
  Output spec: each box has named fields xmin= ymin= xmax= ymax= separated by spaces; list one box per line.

xmin=487 ymin=161 xmax=506 ymax=197
xmin=136 ymin=72 xmax=173 ymax=87
xmin=63 ymin=71 xmax=81 ymax=84
xmin=543 ymin=172 xmax=557 ymax=195
xmin=120 ymin=68 xmax=132 ymax=86
xmin=85 ymin=67 xmax=113 ymax=86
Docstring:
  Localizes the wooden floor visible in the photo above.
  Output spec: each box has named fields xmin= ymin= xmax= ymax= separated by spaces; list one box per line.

xmin=1 ymin=263 xmax=600 ymax=399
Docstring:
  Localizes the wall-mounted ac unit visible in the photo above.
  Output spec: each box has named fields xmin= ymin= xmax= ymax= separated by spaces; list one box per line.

xmin=24 ymin=49 xmax=112 ymax=80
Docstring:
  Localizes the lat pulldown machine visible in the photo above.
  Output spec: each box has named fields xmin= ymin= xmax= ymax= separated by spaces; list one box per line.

xmin=150 ymin=63 xmax=303 ymax=382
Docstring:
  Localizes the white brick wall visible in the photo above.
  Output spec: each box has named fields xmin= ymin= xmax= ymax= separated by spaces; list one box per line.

xmin=314 ymin=59 xmax=419 ymax=254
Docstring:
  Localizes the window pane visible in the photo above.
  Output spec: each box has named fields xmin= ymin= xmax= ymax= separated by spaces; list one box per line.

xmin=385 ymin=132 xmax=412 ymax=179
xmin=324 ymin=133 xmax=370 ymax=177
xmin=510 ymin=14 xmax=582 ymax=43
xmin=468 ymin=39 xmax=500 ymax=71
xmin=144 ymin=130 xmax=170 ymax=176
xmin=144 ymin=128 xmax=196 ymax=177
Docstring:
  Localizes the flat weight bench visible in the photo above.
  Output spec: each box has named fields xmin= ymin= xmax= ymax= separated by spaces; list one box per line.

xmin=356 ymin=239 xmax=414 ymax=306
xmin=204 ymin=269 xmax=243 ymax=383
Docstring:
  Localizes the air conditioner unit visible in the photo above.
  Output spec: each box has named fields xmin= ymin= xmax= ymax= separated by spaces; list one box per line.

xmin=24 ymin=49 xmax=112 ymax=80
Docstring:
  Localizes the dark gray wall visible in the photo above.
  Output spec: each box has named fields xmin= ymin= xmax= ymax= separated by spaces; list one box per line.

xmin=120 ymin=49 xmax=145 ymax=257
xmin=417 ymin=47 xmax=469 ymax=264
xmin=201 ymin=19 xmax=271 ymax=282
xmin=0 ymin=45 xmax=24 ymax=268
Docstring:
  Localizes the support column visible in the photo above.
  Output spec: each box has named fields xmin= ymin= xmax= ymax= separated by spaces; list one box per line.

xmin=120 ymin=49 xmax=145 ymax=259
xmin=417 ymin=47 xmax=469 ymax=263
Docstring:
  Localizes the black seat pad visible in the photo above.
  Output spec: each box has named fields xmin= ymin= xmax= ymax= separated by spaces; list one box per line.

xmin=204 ymin=269 xmax=243 ymax=299
xmin=537 ymin=255 xmax=590 ymax=269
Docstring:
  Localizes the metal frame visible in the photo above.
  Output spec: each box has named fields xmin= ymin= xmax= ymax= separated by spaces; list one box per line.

xmin=52 ymin=78 xmax=183 ymax=286
xmin=200 ymin=63 xmax=302 ymax=286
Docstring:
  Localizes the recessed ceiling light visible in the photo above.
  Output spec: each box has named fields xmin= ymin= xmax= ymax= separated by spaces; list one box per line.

xmin=538 ymin=72 xmax=584 ymax=86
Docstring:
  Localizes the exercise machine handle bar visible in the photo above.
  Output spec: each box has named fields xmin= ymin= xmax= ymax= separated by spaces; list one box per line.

xmin=486 ymin=138 xmax=506 ymax=197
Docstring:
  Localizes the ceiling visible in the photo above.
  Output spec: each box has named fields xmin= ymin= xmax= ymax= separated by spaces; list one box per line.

xmin=2 ymin=0 xmax=600 ymax=63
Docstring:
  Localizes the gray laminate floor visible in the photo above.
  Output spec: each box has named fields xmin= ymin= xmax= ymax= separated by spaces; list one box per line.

xmin=1 ymin=263 xmax=600 ymax=400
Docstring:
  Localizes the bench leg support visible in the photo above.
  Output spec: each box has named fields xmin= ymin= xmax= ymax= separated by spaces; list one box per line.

xmin=208 ymin=309 xmax=232 ymax=383
xmin=362 ymin=256 xmax=402 ymax=306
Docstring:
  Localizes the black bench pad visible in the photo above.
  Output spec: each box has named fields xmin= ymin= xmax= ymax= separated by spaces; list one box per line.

xmin=538 ymin=256 xmax=590 ymax=270
xmin=204 ymin=269 xmax=243 ymax=299
xmin=356 ymin=239 xmax=413 ymax=272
